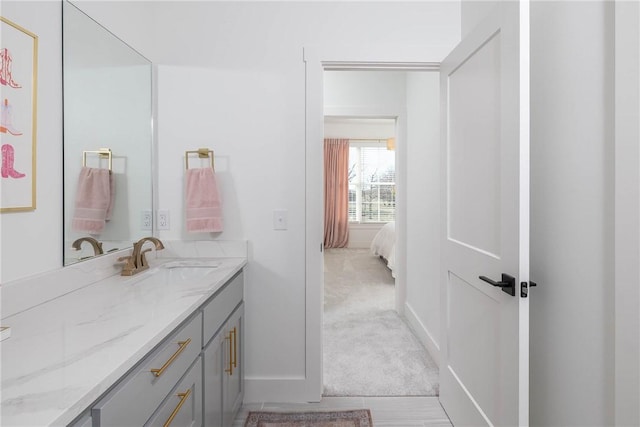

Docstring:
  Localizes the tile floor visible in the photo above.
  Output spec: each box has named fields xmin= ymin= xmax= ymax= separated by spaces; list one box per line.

xmin=233 ymin=396 xmax=453 ymax=426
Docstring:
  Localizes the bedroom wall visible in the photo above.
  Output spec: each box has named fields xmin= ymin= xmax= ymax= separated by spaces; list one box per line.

xmin=345 ymin=224 xmax=383 ymax=249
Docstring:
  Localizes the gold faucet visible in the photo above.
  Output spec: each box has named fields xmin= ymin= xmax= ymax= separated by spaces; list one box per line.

xmin=72 ymin=236 xmax=104 ymax=256
xmin=118 ymin=237 xmax=165 ymax=276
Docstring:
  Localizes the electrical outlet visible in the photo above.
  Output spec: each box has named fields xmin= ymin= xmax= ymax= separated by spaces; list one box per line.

xmin=141 ymin=210 xmax=152 ymax=230
xmin=157 ymin=210 xmax=170 ymax=230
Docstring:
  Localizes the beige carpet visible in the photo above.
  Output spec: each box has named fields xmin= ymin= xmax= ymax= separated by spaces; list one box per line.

xmin=244 ymin=410 xmax=373 ymax=427
xmin=323 ymin=248 xmax=439 ymax=396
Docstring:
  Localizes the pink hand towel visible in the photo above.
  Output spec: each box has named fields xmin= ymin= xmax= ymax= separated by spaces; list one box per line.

xmin=185 ymin=167 xmax=223 ymax=233
xmin=72 ymin=167 xmax=114 ymax=233
xmin=105 ymin=171 xmax=115 ymax=220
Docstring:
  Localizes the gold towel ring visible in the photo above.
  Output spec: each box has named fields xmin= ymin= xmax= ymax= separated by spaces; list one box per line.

xmin=185 ymin=148 xmax=214 ymax=170
xmin=82 ymin=148 xmax=112 ymax=172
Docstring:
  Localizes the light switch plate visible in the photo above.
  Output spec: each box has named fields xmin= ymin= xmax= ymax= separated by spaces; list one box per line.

xmin=273 ymin=210 xmax=288 ymax=230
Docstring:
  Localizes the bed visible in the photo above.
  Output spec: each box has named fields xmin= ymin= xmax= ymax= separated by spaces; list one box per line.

xmin=370 ymin=221 xmax=396 ymax=278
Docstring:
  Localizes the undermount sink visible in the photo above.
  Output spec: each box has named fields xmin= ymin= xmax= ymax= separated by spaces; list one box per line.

xmin=162 ymin=260 xmax=221 ymax=269
xmin=128 ymin=259 xmax=220 ymax=286
xmin=160 ymin=260 xmax=220 ymax=282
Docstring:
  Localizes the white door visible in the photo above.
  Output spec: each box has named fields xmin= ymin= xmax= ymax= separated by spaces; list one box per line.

xmin=439 ymin=2 xmax=529 ymax=426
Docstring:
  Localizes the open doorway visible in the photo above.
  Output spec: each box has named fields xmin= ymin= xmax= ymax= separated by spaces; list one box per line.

xmin=321 ymin=70 xmax=440 ymax=397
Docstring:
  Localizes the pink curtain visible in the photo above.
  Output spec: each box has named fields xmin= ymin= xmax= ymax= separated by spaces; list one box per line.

xmin=324 ymin=139 xmax=350 ymax=248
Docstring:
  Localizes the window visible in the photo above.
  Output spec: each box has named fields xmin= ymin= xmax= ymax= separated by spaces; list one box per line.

xmin=348 ymin=142 xmax=396 ymax=222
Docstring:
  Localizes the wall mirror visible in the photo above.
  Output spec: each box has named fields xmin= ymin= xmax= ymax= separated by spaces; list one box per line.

xmin=62 ymin=1 xmax=153 ymax=265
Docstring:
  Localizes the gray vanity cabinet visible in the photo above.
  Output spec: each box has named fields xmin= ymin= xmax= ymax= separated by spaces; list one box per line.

xmin=203 ymin=304 xmax=244 ymax=427
xmin=222 ymin=305 xmax=244 ymax=427
xmin=144 ymin=358 xmax=203 ymax=427
xmin=65 ymin=268 xmax=245 ymax=427
xmin=91 ymin=313 xmax=202 ymax=427
xmin=203 ymin=332 xmax=224 ymax=426
xmin=201 ymin=271 xmax=244 ymax=427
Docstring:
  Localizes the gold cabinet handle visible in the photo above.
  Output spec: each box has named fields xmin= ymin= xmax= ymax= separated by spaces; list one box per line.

xmin=162 ymin=389 xmax=192 ymax=427
xmin=225 ymin=331 xmax=233 ymax=375
xmin=151 ymin=338 xmax=191 ymax=377
xmin=232 ymin=327 xmax=238 ymax=369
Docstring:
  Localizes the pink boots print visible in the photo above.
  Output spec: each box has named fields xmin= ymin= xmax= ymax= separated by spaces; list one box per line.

xmin=0 ymin=98 xmax=22 ymax=135
xmin=0 ymin=48 xmax=22 ymax=89
xmin=2 ymin=144 xmax=25 ymax=179
xmin=1 ymin=46 xmax=26 ymax=179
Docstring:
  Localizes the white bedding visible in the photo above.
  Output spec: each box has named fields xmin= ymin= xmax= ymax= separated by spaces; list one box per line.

xmin=370 ymin=221 xmax=396 ymax=278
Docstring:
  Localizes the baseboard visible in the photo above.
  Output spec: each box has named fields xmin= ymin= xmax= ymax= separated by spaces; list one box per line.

xmin=404 ymin=302 xmax=440 ymax=367
xmin=347 ymin=241 xmax=371 ymax=249
xmin=244 ymin=376 xmax=322 ymax=403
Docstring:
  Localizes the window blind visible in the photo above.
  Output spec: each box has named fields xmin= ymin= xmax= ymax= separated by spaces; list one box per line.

xmin=348 ymin=142 xmax=396 ymax=223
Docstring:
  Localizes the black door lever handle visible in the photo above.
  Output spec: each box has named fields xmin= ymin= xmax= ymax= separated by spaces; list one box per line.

xmin=479 ymin=274 xmax=516 ymax=296
xmin=479 ymin=275 xmax=511 ymax=287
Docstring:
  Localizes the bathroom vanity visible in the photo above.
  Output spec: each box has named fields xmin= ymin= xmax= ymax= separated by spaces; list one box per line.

xmin=1 ymin=247 xmax=247 ymax=427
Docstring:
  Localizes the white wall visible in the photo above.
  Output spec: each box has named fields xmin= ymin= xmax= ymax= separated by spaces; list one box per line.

xmin=0 ymin=0 xmax=460 ymax=403
xmin=614 ymin=1 xmax=640 ymax=425
xmin=146 ymin=3 xmax=460 ymax=402
xmin=65 ymin=1 xmax=155 ymax=57
xmin=0 ymin=2 xmax=63 ymax=283
xmin=404 ymin=72 xmax=441 ymax=364
xmin=530 ymin=2 xmax=615 ymax=426
xmin=157 ymin=63 xmax=309 ymax=386
xmin=324 ymin=72 xmax=407 ymax=119
xmin=323 ymin=118 xmax=396 ymax=139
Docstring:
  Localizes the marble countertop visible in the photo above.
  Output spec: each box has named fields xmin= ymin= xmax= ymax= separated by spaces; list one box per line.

xmin=1 ymin=256 xmax=246 ymax=427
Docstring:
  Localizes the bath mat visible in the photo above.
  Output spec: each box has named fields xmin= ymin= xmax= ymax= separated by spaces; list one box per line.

xmin=244 ymin=409 xmax=373 ymax=427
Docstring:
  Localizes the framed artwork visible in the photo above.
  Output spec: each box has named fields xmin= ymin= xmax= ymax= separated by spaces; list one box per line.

xmin=0 ymin=16 xmax=38 ymax=212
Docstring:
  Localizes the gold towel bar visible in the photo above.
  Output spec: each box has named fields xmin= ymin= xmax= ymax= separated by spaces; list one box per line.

xmin=82 ymin=148 xmax=112 ymax=172
xmin=185 ymin=148 xmax=214 ymax=170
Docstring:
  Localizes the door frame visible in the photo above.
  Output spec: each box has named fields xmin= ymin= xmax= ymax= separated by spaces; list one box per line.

xmin=303 ymin=45 xmax=447 ymax=400
xmin=614 ymin=0 xmax=640 ymax=424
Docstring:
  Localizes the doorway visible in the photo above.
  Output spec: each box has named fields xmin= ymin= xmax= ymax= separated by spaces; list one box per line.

xmin=305 ymin=3 xmax=532 ymax=424
xmin=302 ymin=45 xmax=444 ymax=401
xmin=320 ymin=70 xmax=441 ymax=396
